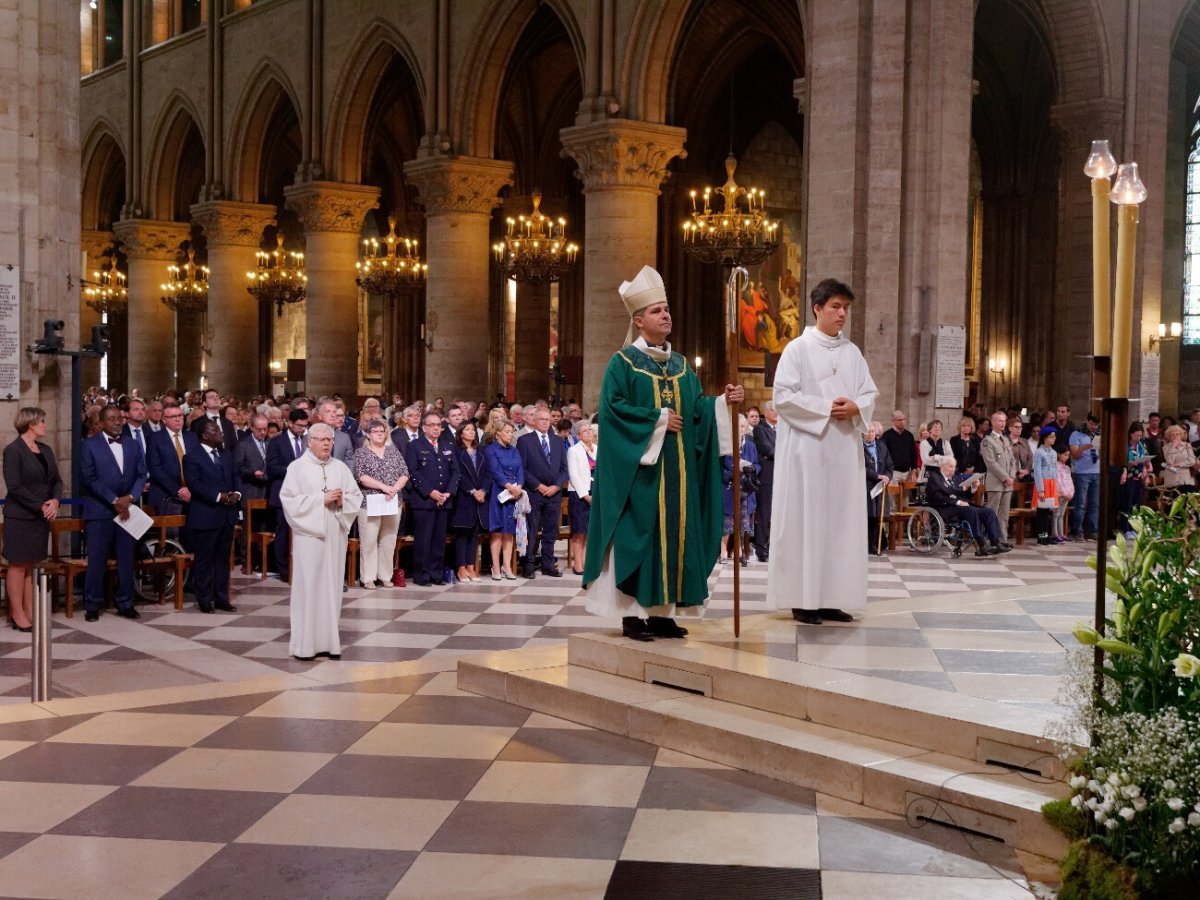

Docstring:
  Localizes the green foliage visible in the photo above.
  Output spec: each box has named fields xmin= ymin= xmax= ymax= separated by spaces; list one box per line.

xmin=1058 ymin=841 xmax=1139 ymax=900
xmin=1043 ymin=797 xmax=1087 ymax=839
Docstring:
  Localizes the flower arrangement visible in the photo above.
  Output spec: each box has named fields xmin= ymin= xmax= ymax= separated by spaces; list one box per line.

xmin=1044 ymin=495 xmax=1200 ymax=899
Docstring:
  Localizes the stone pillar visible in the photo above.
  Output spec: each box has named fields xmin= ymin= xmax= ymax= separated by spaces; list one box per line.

xmin=559 ymin=120 xmax=687 ymax=411
xmin=113 ymin=219 xmax=190 ymax=393
xmin=403 ymin=156 xmax=514 ymax=401
xmin=190 ymin=200 xmax=276 ymax=397
xmin=175 ymin=311 xmax=205 ymax=392
xmin=80 ymin=229 xmax=112 ymax=388
xmin=284 ymin=181 xmax=379 ymax=399
xmin=515 ymin=280 xmax=551 ymax=402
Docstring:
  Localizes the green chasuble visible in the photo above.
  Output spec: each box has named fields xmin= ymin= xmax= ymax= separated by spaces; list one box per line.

xmin=582 ymin=345 xmax=724 ymax=609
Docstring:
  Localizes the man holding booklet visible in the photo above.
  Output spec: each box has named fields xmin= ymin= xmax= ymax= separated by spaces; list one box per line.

xmin=925 ymin=456 xmax=1011 ymax=557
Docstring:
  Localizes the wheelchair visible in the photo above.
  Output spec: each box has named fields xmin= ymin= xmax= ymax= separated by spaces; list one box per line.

xmin=132 ymin=534 xmax=188 ymax=602
xmin=904 ymin=506 xmax=977 ymax=557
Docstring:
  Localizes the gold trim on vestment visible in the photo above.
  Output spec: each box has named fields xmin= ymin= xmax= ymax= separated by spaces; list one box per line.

xmin=676 ymin=426 xmax=686 ymax=601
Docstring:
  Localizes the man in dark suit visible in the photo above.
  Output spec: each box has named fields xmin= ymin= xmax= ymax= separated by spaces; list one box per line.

xmin=121 ymin=397 xmax=152 ymax=463
xmin=146 ymin=403 xmax=197 ymax=517
xmin=751 ymin=402 xmax=777 ymax=562
xmin=191 ymin=388 xmax=238 ymax=449
xmin=235 ymin=413 xmax=271 ymax=502
xmin=517 ymin=406 xmax=568 ymax=577
xmin=391 ymin=404 xmax=421 ymax=453
xmin=80 ymin=405 xmax=148 ymax=622
xmin=183 ymin=419 xmax=242 ymax=612
xmin=404 ymin=411 xmax=459 ymax=585
xmin=864 ymin=423 xmax=894 ymax=555
xmin=266 ymin=408 xmax=309 ymax=579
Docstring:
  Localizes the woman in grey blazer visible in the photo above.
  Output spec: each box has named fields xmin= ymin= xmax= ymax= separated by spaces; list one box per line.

xmin=2 ymin=407 xmax=62 ymax=631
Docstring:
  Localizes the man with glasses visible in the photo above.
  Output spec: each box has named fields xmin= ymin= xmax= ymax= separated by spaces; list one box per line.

xmin=404 ymin=411 xmax=459 ymax=585
xmin=146 ymin=403 xmax=197 ymax=518
xmin=265 ymin=409 xmax=310 ymax=580
xmin=1069 ymin=413 xmax=1102 ymax=541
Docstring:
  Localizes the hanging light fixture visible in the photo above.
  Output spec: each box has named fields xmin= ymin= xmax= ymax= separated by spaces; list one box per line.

xmin=355 ymin=216 xmax=428 ymax=298
xmin=492 ymin=191 xmax=579 ymax=284
xmin=83 ymin=257 xmax=128 ymax=315
xmin=681 ymin=154 xmax=779 ymax=267
xmin=160 ymin=244 xmax=210 ymax=314
xmin=246 ymin=233 xmax=306 ymax=316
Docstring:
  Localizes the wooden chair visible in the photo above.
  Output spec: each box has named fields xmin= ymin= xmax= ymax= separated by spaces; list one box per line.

xmin=886 ymin=483 xmax=916 ymax=549
xmin=1008 ymin=482 xmax=1036 ymax=545
xmin=243 ymin=498 xmax=269 ymax=575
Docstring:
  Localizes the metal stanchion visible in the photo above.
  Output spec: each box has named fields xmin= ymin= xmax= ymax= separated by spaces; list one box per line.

xmin=30 ymin=568 xmax=51 ymax=702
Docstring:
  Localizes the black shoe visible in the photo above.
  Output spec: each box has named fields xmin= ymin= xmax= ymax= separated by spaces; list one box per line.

xmin=215 ymin=603 xmax=238 ymax=612
xmin=647 ymin=617 xmax=688 ymax=639
xmin=1037 ymin=535 xmax=1052 ymax=546
xmin=975 ymin=545 xmax=992 ymax=557
xmin=739 ymin=556 xmax=749 ymax=567
xmin=993 ymin=544 xmax=1012 ymax=554
xmin=198 ymin=604 xmax=215 ymax=614
xmin=792 ymin=609 xmax=822 ymax=625
xmin=431 ymin=579 xmax=445 ymax=586
xmin=817 ymin=608 xmax=854 ymax=623
xmin=414 ymin=577 xmax=431 ymax=586
xmin=84 ymin=610 xmax=100 ymax=622
xmin=116 ymin=606 xmax=141 ymax=620
xmin=327 ymin=654 xmax=341 ymax=660
xmin=521 ymin=569 xmax=537 ymax=579
xmin=621 ymin=617 xmax=655 ymax=642
xmin=14 ymin=624 xmax=32 ymax=633
xmin=998 ymin=542 xmax=1013 ymax=551
xmin=540 ymin=566 xmax=563 ymax=578
xmin=375 ymin=580 xmax=386 ymax=588
xmin=292 ymin=655 xmax=315 ymax=662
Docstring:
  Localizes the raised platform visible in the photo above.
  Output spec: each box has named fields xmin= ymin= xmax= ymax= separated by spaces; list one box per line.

xmin=459 ymin=606 xmax=1083 ymax=859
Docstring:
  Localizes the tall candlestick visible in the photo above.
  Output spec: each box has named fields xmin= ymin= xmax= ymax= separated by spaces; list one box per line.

xmin=1110 ymin=202 xmax=1138 ymax=398
xmin=1091 ymin=176 xmax=1112 ymax=357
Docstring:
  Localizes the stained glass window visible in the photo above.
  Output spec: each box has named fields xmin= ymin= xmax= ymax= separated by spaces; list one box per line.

xmin=1185 ymin=101 xmax=1200 ymax=344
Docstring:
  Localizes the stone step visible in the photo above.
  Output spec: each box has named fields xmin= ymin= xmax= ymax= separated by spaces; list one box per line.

xmin=567 ymin=630 xmax=1075 ymax=781
xmin=459 ymin=646 xmax=1070 ymax=858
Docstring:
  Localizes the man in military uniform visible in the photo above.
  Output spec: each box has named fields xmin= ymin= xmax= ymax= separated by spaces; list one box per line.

xmin=583 ymin=265 xmax=743 ymax=641
xmin=405 ymin=411 xmax=459 ymax=585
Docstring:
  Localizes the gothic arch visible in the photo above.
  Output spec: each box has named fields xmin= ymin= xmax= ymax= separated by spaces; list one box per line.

xmin=324 ymin=20 xmax=428 ymax=184
xmin=1037 ymin=0 xmax=1113 ymax=103
xmin=226 ymin=59 xmax=303 ymax=203
xmin=451 ymin=0 xmax=584 ymax=159
xmin=624 ymin=0 xmax=807 ymax=124
xmin=144 ymin=90 xmax=206 ymax=221
xmin=81 ymin=118 xmax=126 ymax=231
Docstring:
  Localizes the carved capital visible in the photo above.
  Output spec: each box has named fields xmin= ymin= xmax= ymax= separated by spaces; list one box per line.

xmin=80 ymin=229 xmax=115 ymax=261
xmin=559 ymin=120 xmax=687 ymax=193
xmin=189 ymin=200 xmax=276 ymax=248
xmin=1050 ymin=99 xmax=1125 ymax=149
xmin=284 ymin=181 xmax=380 ymax=233
xmin=113 ymin=218 xmax=191 ymax=260
xmin=403 ymin=156 xmax=514 ymax=216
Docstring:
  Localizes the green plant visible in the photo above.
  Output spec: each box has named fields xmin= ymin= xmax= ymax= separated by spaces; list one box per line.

xmin=1058 ymin=841 xmax=1139 ymax=900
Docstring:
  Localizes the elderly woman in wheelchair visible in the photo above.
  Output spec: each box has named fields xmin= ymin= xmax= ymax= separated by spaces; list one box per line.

xmin=921 ymin=458 xmax=1012 ymax=557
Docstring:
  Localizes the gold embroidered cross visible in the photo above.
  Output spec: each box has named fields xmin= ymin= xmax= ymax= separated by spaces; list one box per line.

xmin=660 ymin=384 xmax=675 ymax=405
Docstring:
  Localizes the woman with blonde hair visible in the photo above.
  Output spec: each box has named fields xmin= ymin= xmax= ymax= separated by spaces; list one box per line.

xmin=1161 ymin=423 xmax=1198 ymax=491
xmin=2 ymin=407 xmax=62 ymax=631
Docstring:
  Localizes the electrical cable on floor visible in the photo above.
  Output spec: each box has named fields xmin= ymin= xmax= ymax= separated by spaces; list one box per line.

xmin=901 ymin=752 xmax=1065 ymax=897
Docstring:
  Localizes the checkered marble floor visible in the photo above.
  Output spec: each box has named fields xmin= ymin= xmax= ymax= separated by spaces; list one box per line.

xmin=0 ymin=658 xmax=1057 ymax=898
xmin=1 ymin=540 xmax=1097 ymax=708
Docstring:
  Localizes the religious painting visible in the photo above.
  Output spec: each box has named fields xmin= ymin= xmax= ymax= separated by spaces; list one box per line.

xmin=738 ymin=212 xmax=804 ymax=369
xmin=360 ymin=290 xmax=383 ymax=384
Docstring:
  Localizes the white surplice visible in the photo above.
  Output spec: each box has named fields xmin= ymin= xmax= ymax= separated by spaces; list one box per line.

xmin=281 ymin=451 xmax=363 ymax=657
xmin=767 ymin=327 xmax=878 ymax=611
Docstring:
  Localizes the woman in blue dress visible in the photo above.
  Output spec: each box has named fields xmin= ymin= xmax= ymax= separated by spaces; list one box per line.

xmin=484 ymin=419 xmax=524 ymax=580
xmin=722 ymin=413 xmax=761 ymax=566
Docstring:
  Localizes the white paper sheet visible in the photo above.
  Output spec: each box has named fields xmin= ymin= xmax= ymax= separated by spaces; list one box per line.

xmin=870 ymin=481 xmax=884 ymax=499
xmin=115 ymin=503 xmax=153 ymax=540
xmin=366 ymin=494 xmax=399 ymax=516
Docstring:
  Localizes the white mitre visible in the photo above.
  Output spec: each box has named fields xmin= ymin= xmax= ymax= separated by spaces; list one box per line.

xmin=618 ymin=265 xmax=667 ymax=347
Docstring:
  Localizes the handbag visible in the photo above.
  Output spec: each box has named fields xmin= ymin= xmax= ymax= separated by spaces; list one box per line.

xmin=391 ymin=567 xmax=406 ymax=587
xmin=740 ymin=469 xmax=761 ymax=495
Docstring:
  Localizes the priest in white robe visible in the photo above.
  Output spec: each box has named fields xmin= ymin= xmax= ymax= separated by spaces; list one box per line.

xmin=281 ymin=422 xmax=363 ymax=660
xmin=767 ymin=278 xmax=878 ymax=625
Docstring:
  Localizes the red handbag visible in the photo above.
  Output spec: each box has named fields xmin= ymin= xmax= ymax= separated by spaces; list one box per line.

xmin=391 ymin=568 xmax=406 ymax=587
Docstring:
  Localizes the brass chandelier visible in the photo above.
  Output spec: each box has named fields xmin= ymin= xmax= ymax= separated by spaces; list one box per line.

xmin=492 ymin=191 xmax=579 ymax=284
xmin=83 ymin=257 xmax=128 ymax=315
xmin=247 ymin=233 xmax=306 ymax=316
xmin=682 ymin=155 xmax=779 ymax=267
xmin=160 ymin=245 xmax=210 ymax=314
xmin=355 ymin=216 xmax=427 ymax=298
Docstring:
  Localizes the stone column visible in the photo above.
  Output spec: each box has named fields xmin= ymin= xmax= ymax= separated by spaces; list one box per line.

xmin=514 ymin=280 xmax=552 ymax=402
xmin=284 ymin=181 xmax=379 ymax=399
xmin=403 ymin=156 xmax=514 ymax=401
xmin=190 ymin=200 xmax=276 ymax=397
xmin=559 ymin=120 xmax=686 ymax=411
xmin=80 ymin=229 xmax=113 ymax=387
xmin=113 ymin=219 xmax=190 ymax=393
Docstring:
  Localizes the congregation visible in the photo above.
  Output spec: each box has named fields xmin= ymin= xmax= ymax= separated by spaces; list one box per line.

xmin=5 ymin=381 xmax=1196 ymax=650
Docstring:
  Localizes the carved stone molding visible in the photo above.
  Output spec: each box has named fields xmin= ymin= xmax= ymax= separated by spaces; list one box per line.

xmin=283 ymin=181 xmax=380 ymax=233
xmin=80 ymin=229 xmax=114 ymax=260
xmin=113 ymin=219 xmax=190 ymax=260
xmin=1049 ymin=98 xmax=1125 ymax=149
xmin=403 ymin=157 xmax=514 ymax=216
xmin=560 ymin=120 xmax=687 ymax=193
xmin=190 ymin=200 xmax=276 ymax=248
